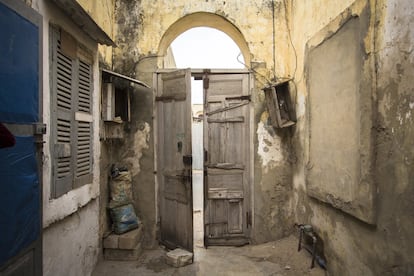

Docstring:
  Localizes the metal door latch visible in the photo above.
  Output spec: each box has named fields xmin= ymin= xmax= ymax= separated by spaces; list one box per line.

xmin=183 ymin=155 xmax=192 ymax=165
xmin=33 ymin=123 xmax=46 ymax=135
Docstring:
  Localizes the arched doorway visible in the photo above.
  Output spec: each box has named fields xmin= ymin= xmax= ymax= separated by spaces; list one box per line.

xmin=158 ymin=12 xmax=250 ymax=68
xmin=170 ymin=26 xmax=246 ymax=248
xmin=154 ymin=13 xmax=253 ymax=252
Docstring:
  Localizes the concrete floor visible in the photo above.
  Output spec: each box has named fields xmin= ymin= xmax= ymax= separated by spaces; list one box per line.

xmin=93 ymin=147 xmax=325 ymax=276
xmin=92 ymin=235 xmax=326 ymax=276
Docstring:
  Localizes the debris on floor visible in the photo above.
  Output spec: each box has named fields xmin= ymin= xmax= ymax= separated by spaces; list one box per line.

xmin=93 ymin=235 xmax=326 ymax=276
xmin=165 ymin=248 xmax=194 ymax=268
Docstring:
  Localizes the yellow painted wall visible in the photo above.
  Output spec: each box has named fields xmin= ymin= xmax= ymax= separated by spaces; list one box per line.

xmin=76 ymin=0 xmax=115 ymax=66
xmin=76 ymin=0 xmax=414 ymax=274
xmin=111 ymin=0 xmax=299 ymax=246
xmin=119 ymin=0 xmax=373 ymax=244
xmin=289 ymin=0 xmax=414 ymax=274
xmin=114 ymin=0 xmax=292 ymax=84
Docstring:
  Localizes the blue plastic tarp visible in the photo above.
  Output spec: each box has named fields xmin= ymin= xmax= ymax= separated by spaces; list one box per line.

xmin=0 ymin=136 xmax=40 ymax=266
xmin=0 ymin=2 xmax=39 ymax=124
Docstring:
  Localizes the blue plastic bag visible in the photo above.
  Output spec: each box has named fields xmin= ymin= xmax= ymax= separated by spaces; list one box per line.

xmin=109 ymin=203 xmax=139 ymax=234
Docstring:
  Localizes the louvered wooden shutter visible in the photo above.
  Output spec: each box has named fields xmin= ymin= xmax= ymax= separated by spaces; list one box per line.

xmin=51 ymin=26 xmax=74 ymax=197
xmin=50 ymin=26 xmax=93 ymax=197
xmin=74 ymin=59 xmax=93 ymax=188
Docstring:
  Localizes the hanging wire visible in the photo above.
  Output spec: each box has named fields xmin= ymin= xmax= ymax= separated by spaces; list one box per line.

xmin=236 ymin=52 xmax=272 ymax=87
xmin=272 ymin=0 xmax=277 ymax=82
xmin=235 ymin=0 xmax=298 ymax=89
xmin=282 ymin=0 xmax=299 ymax=113
xmin=282 ymin=0 xmax=298 ymax=81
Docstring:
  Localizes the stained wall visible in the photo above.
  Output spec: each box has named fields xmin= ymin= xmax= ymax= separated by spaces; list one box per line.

xmin=290 ymin=0 xmax=414 ymax=274
xmin=112 ymin=0 xmax=296 ymax=246
xmin=24 ymin=0 xmax=105 ymax=274
xmin=77 ymin=0 xmax=115 ymax=66
xmin=54 ymin=0 xmax=414 ymax=274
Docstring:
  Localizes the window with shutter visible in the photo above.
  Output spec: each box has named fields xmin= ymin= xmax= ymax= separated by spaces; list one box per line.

xmin=50 ymin=25 xmax=93 ymax=198
xmin=74 ymin=59 xmax=93 ymax=188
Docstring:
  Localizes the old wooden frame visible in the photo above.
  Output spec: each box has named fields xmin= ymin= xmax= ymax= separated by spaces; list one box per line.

xmin=154 ymin=69 xmax=254 ymax=250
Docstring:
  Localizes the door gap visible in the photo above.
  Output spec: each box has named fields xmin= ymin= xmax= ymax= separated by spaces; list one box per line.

xmin=191 ymin=77 xmax=204 ymax=249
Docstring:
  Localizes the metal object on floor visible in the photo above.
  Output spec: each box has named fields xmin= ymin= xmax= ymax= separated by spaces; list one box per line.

xmin=297 ymin=224 xmax=317 ymax=269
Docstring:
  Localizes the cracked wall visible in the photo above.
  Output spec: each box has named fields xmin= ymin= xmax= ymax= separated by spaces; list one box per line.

xmin=22 ymin=1 xmax=105 ymax=274
xmin=290 ymin=0 xmax=414 ymax=274
xmin=77 ymin=0 xmax=115 ymax=66
xmin=98 ymin=83 xmax=155 ymax=248
xmin=255 ymin=111 xmax=294 ymax=242
xmin=112 ymin=0 xmax=296 ymax=246
xmin=91 ymin=0 xmax=413 ymax=274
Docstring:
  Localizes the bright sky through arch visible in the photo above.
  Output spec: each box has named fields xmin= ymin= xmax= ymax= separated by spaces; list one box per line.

xmin=170 ymin=27 xmax=245 ymax=69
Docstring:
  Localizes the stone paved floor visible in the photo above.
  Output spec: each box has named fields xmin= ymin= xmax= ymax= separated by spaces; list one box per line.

xmin=92 ymin=235 xmax=326 ymax=276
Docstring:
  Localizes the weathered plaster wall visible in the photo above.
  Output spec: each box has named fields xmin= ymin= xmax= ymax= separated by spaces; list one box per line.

xmin=163 ymin=47 xmax=177 ymax=68
xmin=99 ymin=90 xmax=154 ymax=250
xmin=90 ymin=2 xmax=155 ymax=249
xmin=114 ymin=0 xmax=292 ymax=81
xmin=109 ymin=0 xmax=414 ymax=274
xmin=255 ymin=112 xmax=295 ymax=242
xmin=43 ymin=199 xmax=99 ymax=276
xmin=76 ymin=0 xmax=114 ymax=36
xmin=76 ymin=0 xmax=115 ymax=66
xmin=98 ymin=84 xmax=154 ymax=250
xmin=127 ymin=90 xmax=155 ymax=247
xmin=113 ymin=0 xmax=295 ymax=244
xmin=28 ymin=0 xmax=105 ymax=273
xmin=113 ymin=0 xmax=144 ymax=79
xmin=34 ymin=0 xmax=101 ymax=229
xmin=370 ymin=0 xmax=414 ymax=273
xmin=306 ymin=2 xmax=375 ymax=224
xmin=97 ymin=138 xmax=113 ymax=245
xmin=290 ymin=0 xmax=414 ymax=274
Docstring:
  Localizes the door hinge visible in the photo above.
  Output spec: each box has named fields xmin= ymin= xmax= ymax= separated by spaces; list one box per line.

xmin=203 ymin=76 xmax=209 ymax=89
xmin=203 ymin=69 xmax=210 ymax=90
xmin=246 ymin=211 xmax=252 ymax=228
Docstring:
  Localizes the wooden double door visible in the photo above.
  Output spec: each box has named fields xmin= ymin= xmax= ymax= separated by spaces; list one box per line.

xmin=155 ymin=69 xmax=251 ymax=251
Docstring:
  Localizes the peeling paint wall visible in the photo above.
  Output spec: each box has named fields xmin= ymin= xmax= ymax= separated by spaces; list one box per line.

xmin=128 ymin=89 xmax=157 ymax=247
xmin=96 ymin=0 xmax=156 ymax=247
xmin=112 ymin=0 xmax=295 ymax=245
xmin=254 ymin=111 xmax=295 ymax=242
xmin=306 ymin=3 xmax=375 ymax=223
xmin=76 ymin=0 xmax=114 ymax=36
xmin=371 ymin=0 xmax=414 ymax=273
xmin=17 ymin=0 xmax=414 ymax=273
xmin=99 ymin=83 xmax=155 ymax=248
xmin=84 ymin=0 xmax=414 ymax=274
xmin=76 ymin=0 xmax=115 ymax=66
xmin=290 ymin=0 xmax=414 ymax=274
xmin=32 ymin=0 xmax=102 ymax=230
xmin=119 ymin=122 xmax=150 ymax=176
xmin=25 ymin=0 xmax=107 ymax=274
xmin=43 ymin=199 xmax=99 ymax=276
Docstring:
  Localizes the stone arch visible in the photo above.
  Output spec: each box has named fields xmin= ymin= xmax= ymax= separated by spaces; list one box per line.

xmin=158 ymin=12 xmax=251 ymax=67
